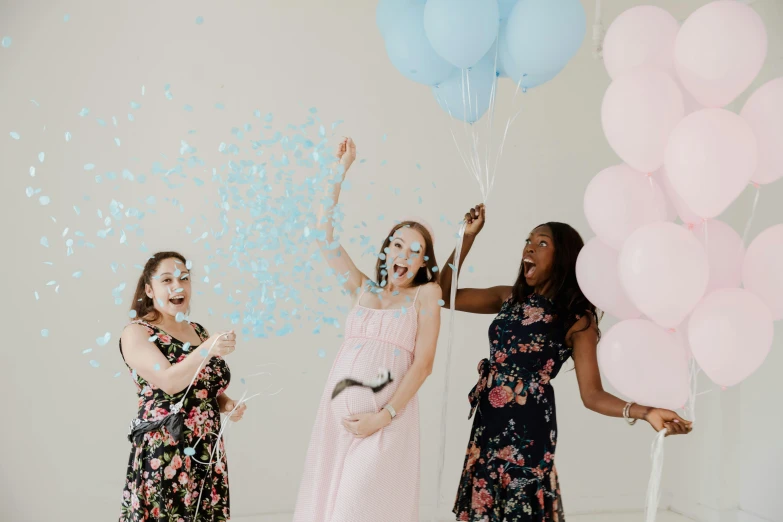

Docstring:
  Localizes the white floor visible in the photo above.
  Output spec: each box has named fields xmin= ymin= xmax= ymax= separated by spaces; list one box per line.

xmin=236 ymin=511 xmax=694 ymax=522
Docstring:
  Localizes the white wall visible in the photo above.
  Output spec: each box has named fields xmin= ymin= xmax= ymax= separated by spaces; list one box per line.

xmin=0 ymin=1 xmax=781 ymax=521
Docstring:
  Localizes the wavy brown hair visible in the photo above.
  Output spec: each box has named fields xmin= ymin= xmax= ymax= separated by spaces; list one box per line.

xmin=131 ymin=251 xmax=188 ymax=323
xmin=374 ymin=221 xmax=438 ymax=287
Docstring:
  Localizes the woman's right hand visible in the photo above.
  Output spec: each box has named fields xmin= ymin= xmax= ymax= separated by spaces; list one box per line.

xmin=463 ymin=204 xmax=486 ymax=237
xmin=336 ymin=137 xmax=356 ymax=177
xmin=203 ymin=331 xmax=236 ymax=358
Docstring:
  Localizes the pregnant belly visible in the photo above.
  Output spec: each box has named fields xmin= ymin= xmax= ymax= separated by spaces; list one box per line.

xmin=328 ymin=347 xmax=402 ymax=422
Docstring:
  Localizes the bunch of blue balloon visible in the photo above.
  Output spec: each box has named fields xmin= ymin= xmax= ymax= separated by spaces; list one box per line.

xmin=378 ymin=0 xmax=587 ymax=124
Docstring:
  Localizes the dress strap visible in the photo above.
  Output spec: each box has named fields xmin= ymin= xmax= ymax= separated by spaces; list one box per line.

xmin=412 ymin=285 xmax=422 ymax=304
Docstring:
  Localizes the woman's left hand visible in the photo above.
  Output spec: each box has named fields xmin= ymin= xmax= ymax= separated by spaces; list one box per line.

xmin=644 ymin=408 xmax=693 ymax=436
xmin=342 ymin=412 xmax=390 ymax=438
xmin=221 ymin=399 xmax=247 ymax=422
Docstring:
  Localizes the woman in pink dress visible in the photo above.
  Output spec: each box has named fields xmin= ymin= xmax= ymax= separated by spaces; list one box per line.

xmin=293 ymin=138 xmax=442 ymax=522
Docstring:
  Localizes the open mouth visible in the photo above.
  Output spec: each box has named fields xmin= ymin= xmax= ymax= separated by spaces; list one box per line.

xmin=169 ymin=295 xmax=186 ymax=306
xmin=523 ymin=258 xmax=537 ymax=279
xmin=393 ymin=263 xmax=409 ymax=279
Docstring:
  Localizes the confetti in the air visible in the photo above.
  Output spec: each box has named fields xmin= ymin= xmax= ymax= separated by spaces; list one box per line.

xmin=196 ymin=16 xmax=204 ymax=25
xmin=1 ymin=37 xmax=11 ymax=48
xmin=10 ymin=132 xmax=20 ymax=140
xmin=41 ymin=329 xmax=49 ymax=337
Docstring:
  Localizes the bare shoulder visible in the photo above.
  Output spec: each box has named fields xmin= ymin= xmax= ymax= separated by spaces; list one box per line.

xmin=418 ymin=282 xmax=442 ymax=302
xmin=566 ymin=313 xmax=599 ymax=347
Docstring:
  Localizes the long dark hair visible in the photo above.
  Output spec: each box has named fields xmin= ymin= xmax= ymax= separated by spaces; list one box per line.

xmin=374 ymin=221 xmax=439 ymax=287
xmin=131 ymin=251 xmax=188 ymax=323
xmin=511 ymin=222 xmax=600 ymax=337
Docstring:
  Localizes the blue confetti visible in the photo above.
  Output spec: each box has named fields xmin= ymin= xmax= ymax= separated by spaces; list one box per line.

xmin=129 ymin=310 xmax=137 ymax=318
xmin=65 ymin=132 xmax=71 ymax=142
xmin=154 ymin=363 xmax=160 ymax=371
xmin=38 ymin=152 xmax=45 ymax=162
xmin=114 ymin=372 xmax=122 ymax=378
xmin=82 ymin=348 xmax=93 ymax=354
xmin=200 ymin=349 xmax=208 ymax=357
xmin=318 ymin=349 xmax=326 ymax=358
xmin=438 ymin=299 xmax=445 ymax=306
xmin=89 ymin=360 xmax=100 ymax=368
xmin=41 ymin=329 xmax=49 ymax=337
xmin=215 ymin=103 xmax=225 ymax=110
xmin=96 ymin=332 xmax=111 ymax=346
xmin=9 ymin=132 xmax=19 ymax=140
xmin=34 ymin=291 xmax=39 ymax=300
xmin=40 ymin=237 xmax=49 ymax=247
xmin=411 ymin=241 xmax=421 ymax=252
xmin=84 ymin=163 xmax=95 ymax=171
xmin=1 ymin=36 xmax=11 ymax=48
xmin=39 ymin=196 xmax=50 ymax=206
xmin=29 ymin=166 xmax=35 ymax=176
xmin=183 ymin=342 xmax=191 ymax=352
xmin=78 ymin=108 xmax=89 ymax=117
xmin=114 ymin=138 xmax=121 ymax=146
xmin=72 ymin=271 xmax=82 ymax=278
xmin=195 ymin=16 xmax=204 ymax=24
xmin=184 ymin=447 xmax=196 ymax=456
xmin=64 ymin=14 xmax=70 ymax=22
xmin=175 ymin=312 xmax=185 ymax=322
xmin=432 ymin=266 xmax=439 ymax=273
xmin=184 ymin=104 xmax=193 ymax=112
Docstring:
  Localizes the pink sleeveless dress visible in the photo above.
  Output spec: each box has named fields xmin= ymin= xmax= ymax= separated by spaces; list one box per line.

xmin=293 ymin=286 xmax=422 ymax=522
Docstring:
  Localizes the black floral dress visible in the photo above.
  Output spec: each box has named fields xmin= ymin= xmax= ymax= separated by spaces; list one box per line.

xmin=453 ymin=293 xmax=578 ymax=522
xmin=119 ymin=321 xmax=231 ymax=522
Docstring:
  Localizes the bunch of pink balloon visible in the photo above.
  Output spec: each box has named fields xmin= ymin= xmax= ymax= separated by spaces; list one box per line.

xmin=578 ymin=1 xmax=782 ymax=409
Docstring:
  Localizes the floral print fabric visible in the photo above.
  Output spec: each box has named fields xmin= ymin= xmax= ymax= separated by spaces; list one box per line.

xmin=118 ymin=321 xmax=231 ymax=522
xmin=454 ymin=294 xmax=576 ymax=522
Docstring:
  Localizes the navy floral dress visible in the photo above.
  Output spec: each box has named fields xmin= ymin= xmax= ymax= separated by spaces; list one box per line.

xmin=453 ymin=293 xmax=578 ymax=522
xmin=119 ymin=321 xmax=231 ymax=522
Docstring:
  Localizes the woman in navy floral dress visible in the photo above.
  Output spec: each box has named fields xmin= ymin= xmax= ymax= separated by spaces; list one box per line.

xmin=118 ymin=252 xmax=247 ymax=522
xmin=441 ymin=206 xmax=693 ymax=522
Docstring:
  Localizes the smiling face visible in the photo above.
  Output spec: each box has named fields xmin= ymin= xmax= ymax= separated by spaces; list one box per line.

xmin=385 ymin=226 xmax=428 ymax=287
xmin=145 ymin=257 xmax=192 ymax=318
xmin=522 ymin=225 xmax=555 ymax=289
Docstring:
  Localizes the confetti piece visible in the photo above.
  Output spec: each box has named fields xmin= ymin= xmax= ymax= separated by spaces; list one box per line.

xmin=438 ymin=299 xmax=445 ymax=306
xmin=183 ymin=342 xmax=191 ymax=352
xmin=38 ymin=152 xmax=45 ymax=163
xmin=411 ymin=241 xmax=421 ymax=252
xmin=29 ymin=166 xmax=36 ymax=177
xmin=34 ymin=291 xmax=39 ymax=300
xmin=65 ymin=132 xmax=71 ymax=142
xmin=184 ymin=447 xmax=196 ymax=456
xmin=89 ymin=360 xmax=100 ymax=368
xmin=78 ymin=108 xmax=89 ymax=117
xmin=96 ymin=332 xmax=111 ymax=346
xmin=1 ymin=37 xmax=11 ymax=48
xmin=9 ymin=132 xmax=20 ymax=140
xmin=195 ymin=16 xmax=204 ymax=25
xmin=40 ymin=237 xmax=49 ymax=247
xmin=64 ymin=14 xmax=70 ymax=22
xmin=82 ymin=349 xmax=92 ymax=354
xmin=114 ymin=372 xmax=122 ymax=378
xmin=200 ymin=349 xmax=208 ymax=357
xmin=154 ymin=363 xmax=160 ymax=371
xmin=114 ymin=138 xmax=121 ymax=146
xmin=129 ymin=310 xmax=137 ymax=318
xmin=39 ymin=196 xmax=50 ymax=206
xmin=318 ymin=349 xmax=326 ymax=358
xmin=184 ymin=104 xmax=193 ymax=112
xmin=175 ymin=312 xmax=185 ymax=322
xmin=41 ymin=329 xmax=49 ymax=337
xmin=432 ymin=266 xmax=439 ymax=273
xmin=72 ymin=271 xmax=83 ymax=278
xmin=84 ymin=163 xmax=95 ymax=171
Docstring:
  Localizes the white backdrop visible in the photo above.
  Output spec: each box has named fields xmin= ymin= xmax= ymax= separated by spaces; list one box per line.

xmin=1 ymin=1 xmax=781 ymax=521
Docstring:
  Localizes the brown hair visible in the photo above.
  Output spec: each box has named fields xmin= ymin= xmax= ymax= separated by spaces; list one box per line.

xmin=131 ymin=251 xmax=188 ymax=323
xmin=374 ymin=221 xmax=439 ymax=287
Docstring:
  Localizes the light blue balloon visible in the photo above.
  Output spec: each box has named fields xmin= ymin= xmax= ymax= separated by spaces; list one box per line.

xmin=498 ymin=22 xmax=560 ymax=88
xmin=424 ymin=0 xmax=500 ymax=69
xmin=385 ymin=4 xmax=457 ymax=86
xmin=377 ymin=0 xmax=424 ymax=38
xmin=506 ymin=0 xmax=586 ymax=76
xmin=432 ymin=52 xmax=498 ymax=123
xmin=498 ymin=0 xmax=518 ymax=20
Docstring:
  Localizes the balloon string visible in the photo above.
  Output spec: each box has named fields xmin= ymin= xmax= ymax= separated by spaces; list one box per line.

xmin=687 ymin=357 xmax=699 ymax=426
xmin=645 ymin=428 xmax=668 ymax=522
xmin=433 ymin=221 xmax=466 ymax=521
xmin=740 ymin=183 xmax=761 ymax=248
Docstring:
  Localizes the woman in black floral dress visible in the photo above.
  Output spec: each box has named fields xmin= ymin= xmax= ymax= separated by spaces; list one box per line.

xmin=119 ymin=252 xmax=247 ymax=522
xmin=440 ymin=206 xmax=692 ymax=522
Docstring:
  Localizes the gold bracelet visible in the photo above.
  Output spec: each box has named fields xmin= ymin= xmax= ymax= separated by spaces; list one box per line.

xmin=623 ymin=402 xmax=637 ymax=426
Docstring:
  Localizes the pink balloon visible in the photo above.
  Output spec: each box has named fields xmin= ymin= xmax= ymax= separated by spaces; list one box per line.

xmin=602 ymin=67 xmax=684 ymax=173
xmin=584 ymin=164 xmax=668 ymax=249
xmin=664 ymin=109 xmax=758 ymax=219
xmin=576 ymin=237 xmax=642 ymax=320
xmin=651 ymin=169 xmax=678 ymax=222
xmin=742 ymin=224 xmax=783 ymax=320
xmin=675 ymin=0 xmax=767 ymax=108
xmin=688 ymin=288 xmax=774 ymax=387
xmin=655 ymin=166 xmax=701 ymax=226
xmin=689 ymin=220 xmax=745 ymax=294
xmin=741 ymin=77 xmax=783 ymax=185
xmin=603 ymin=6 xmax=679 ymax=80
xmin=599 ymin=319 xmax=690 ymax=410
xmin=619 ymin=222 xmax=709 ymax=328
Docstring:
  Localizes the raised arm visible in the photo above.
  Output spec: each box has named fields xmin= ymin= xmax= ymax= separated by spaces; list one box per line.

xmin=439 ymin=204 xmax=510 ymax=314
xmin=316 ymin=137 xmax=370 ymax=296
xmin=570 ymin=316 xmax=693 ymax=436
